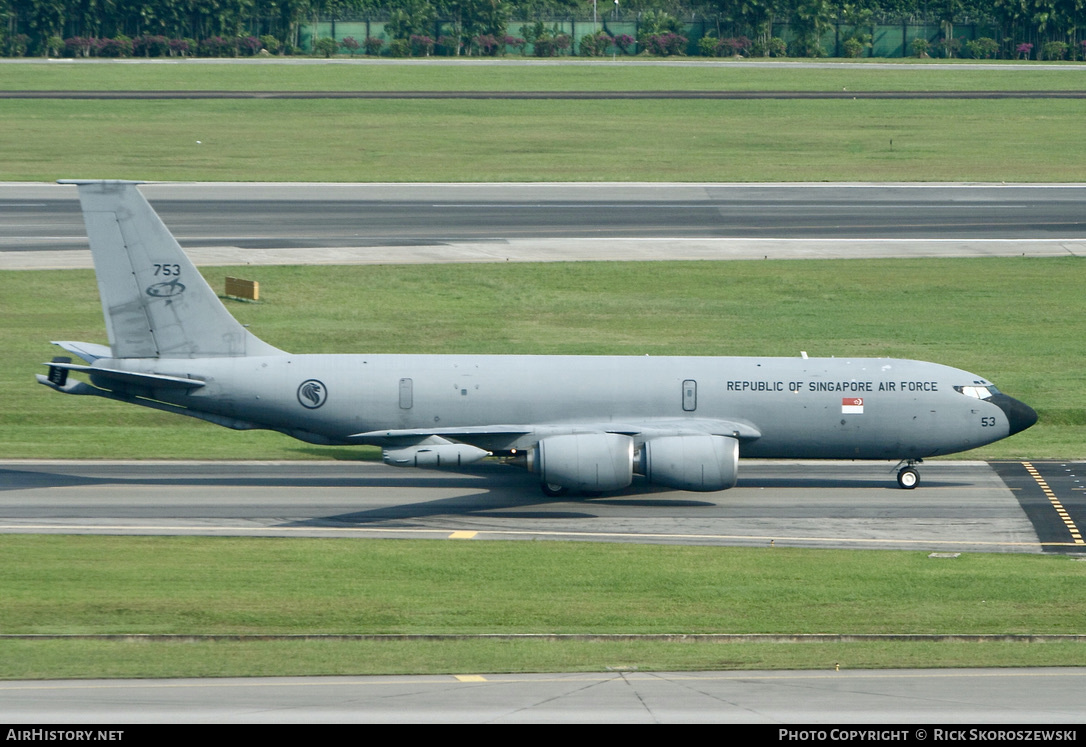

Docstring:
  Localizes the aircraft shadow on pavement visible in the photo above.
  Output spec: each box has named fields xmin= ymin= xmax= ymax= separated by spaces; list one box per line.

xmin=736 ymin=476 xmax=940 ymax=489
xmin=1 ymin=466 xmax=958 ymax=529
xmin=0 ymin=466 xmax=513 ymax=492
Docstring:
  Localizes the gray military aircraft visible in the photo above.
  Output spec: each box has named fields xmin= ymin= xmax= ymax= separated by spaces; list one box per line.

xmin=39 ymin=180 xmax=1037 ymax=494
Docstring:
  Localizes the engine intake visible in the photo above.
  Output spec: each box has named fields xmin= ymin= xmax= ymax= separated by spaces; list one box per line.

xmin=640 ymin=435 xmax=739 ymax=491
xmin=530 ymin=433 xmax=634 ymax=492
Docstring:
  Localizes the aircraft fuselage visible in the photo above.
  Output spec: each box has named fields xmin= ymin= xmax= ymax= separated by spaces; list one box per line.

xmin=95 ymin=353 xmax=1022 ymax=460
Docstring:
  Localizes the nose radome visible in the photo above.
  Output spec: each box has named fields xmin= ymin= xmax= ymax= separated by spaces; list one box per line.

xmin=990 ymin=394 xmax=1038 ymax=436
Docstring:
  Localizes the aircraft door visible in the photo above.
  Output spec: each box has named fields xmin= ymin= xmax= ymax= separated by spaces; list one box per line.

xmin=682 ymin=380 xmax=697 ymax=412
xmin=399 ymin=378 xmax=413 ymax=409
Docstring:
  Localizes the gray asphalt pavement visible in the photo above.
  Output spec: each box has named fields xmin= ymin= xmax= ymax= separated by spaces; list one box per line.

xmin=3 ymin=459 xmax=1079 ymax=553
xmin=4 ymin=669 xmax=1085 ymax=723
xmin=3 ymin=182 xmax=1086 ymax=268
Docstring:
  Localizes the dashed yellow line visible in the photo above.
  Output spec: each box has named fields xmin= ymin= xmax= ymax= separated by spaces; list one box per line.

xmin=455 ymin=675 xmax=487 ymax=682
xmin=449 ymin=531 xmax=478 ymax=539
xmin=1023 ymin=462 xmax=1084 ymax=545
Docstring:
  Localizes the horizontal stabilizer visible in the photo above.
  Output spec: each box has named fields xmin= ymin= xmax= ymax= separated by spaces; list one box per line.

xmin=52 ymin=341 xmax=113 ymax=363
xmin=41 ymin=362 xmax=205 ymax=390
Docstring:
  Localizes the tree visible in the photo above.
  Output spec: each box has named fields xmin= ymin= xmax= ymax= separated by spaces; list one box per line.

xmin=789 ymin=0 xmax=833 ymax=57
xmin=385 ymin=0 xmax=436 ymax=39
xmin=436 ymin=0 xmax=511 ymax=54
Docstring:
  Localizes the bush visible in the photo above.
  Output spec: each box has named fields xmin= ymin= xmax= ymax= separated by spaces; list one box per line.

xmin=437 ymin=35 xmax=460 ymax=55
xmin=842 ymin=37 xmax=865 ymax=58
xmin=409 ymin=35 xmax=434 ymax=56
xmin=6 ymin=34 xmax=30 ymax=57
xmin=721 ymin=36 xmax=751 ymax=56
xmin=200 ymin=36 xmax=235 ymax=57
xmin=789 ymin=37 xmax=824 ymax=57
xmin=1041 ymin=41 xmax=1068 ymax=60
xmin=750 ymin=37 xmax=785 ymax=57
xmin=580 ymin=31 xmax=611 ymax=57
xmin=532 ymin=33 xmax=570 ymax=57
xmin=612 ymin=33 xmax=635 ymax=54
xmin=170 ymin=38 xmax=193 ymax=57
xmin=965 ymin=37 xmax=998 ymax=59
xmin=504 ymin=35 xmax=527 ymax=55
xmin=363 ymin=36 xmax=384 ymax=56
xmin=260 ymin=35 xmax=280 ymax=54
xmin=64 ymin=37 xmax=98 ymax=57
xmin=471 ymin=34 xmax=501 ymax=56
xmin=911 ymin=37 xmax=930 ymax=57
xmin=99 ymin=35 xmax=133 ymax=57
xmin=641 ymin=32 xmax=687 ymax=56
xmin=133 ymin=35 xmax=169 ymax=57
xmin=388 ymin=38 xmax=410 ymax=57
xmin=936 ymin=36 xmax=961 ymax=58
xmin=700 ymin=36 xmax=750 ymax=57
xmin=1016 ymin=42 xmax=1033 ymax=59
xmin=312 ymin=37 xmax=338 ymax=57
xmin=238 ymin=36 xmax=262 ymax=56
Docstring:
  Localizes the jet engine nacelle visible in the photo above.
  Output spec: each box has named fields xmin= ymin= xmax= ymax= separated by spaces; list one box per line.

xmin=530 ymin=433 xmax=634 ymax=491
xmin=640 ymin=435 xmax=739 ymax=491
xmin=383 ymin=443 xmax=490 ymax=468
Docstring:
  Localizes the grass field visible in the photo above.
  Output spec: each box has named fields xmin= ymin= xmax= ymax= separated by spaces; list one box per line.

xmin=4 ymin=58 xmax=1086 ymax=92
xmin=3 ymin=258 xmax=1081 ymax=460
xmin=2 ymin=62 xmax=1086 ymax=181
xmin=2 ymin=536 xmax=1084 ymax=678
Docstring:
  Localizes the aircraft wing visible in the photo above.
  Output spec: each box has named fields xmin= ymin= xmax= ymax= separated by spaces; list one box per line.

xmin=350 ymin=418 xmax=761 ymax=448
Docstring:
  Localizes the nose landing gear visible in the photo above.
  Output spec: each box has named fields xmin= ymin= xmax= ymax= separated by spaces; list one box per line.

xmin=895 ymin=460 xmax=922 ymax=489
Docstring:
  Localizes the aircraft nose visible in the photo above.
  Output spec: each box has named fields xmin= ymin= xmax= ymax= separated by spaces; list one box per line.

xmin=989 ymin=394 xmax=1038 ymax=436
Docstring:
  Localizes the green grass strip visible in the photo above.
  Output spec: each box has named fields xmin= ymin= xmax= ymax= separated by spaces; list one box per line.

xmin=3 ymin=639 xmax=1085 ymax=680
xmin=3 ymin=98 xmax=1086 ymax=182
xmin=4 ymin=60 xmax=1085 ymax=92
xmin=4 ymin=536 xmax=1083 ymax=635
xmin=1 ymin=536 xmax=1084 ymax=678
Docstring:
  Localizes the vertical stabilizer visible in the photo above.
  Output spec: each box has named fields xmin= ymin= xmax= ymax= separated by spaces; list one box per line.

xmin=62 ymin=180 xmax=284 ymax=359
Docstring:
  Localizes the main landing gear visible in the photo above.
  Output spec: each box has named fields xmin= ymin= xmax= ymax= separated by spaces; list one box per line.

xmin=895 ymin=460 xmax=922 ymax=489
xmin=539 ymin=483 xmax=602 ymax=498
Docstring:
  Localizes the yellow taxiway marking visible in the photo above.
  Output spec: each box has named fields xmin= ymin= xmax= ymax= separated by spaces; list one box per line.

xmin=1023 ymin=462 xmax=1084 ymax=545
xmin=449 ymin=531 xmax=478 ymax=539
xmin=455 ymin=675 xmax=487 ymax=682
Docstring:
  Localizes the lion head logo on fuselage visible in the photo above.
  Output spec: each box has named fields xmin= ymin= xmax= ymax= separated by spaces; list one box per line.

xmin=297 ymin=379 xmax=328 ymax=409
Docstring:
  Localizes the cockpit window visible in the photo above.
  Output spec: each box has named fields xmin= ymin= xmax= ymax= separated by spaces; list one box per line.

xmin=954 ymin=385 xmax=1001 ymax=400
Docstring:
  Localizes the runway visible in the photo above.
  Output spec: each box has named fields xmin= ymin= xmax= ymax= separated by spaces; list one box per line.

xmin=4 ymin=668 xmax=1086 ymax=724
xmin=3 ymin=182 xmax=1086 ymax=269
xmin=2 ymin=459 xmax=1082 ymax=553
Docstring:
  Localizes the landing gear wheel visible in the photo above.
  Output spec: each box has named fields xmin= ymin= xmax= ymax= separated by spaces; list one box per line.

xmin=540 ymin=482 xmax=569 ymax=497
xmin=897 ymin=467 xmax=920 ymax=490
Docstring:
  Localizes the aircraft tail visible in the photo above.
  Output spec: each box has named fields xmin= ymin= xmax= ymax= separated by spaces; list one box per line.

xmin=62 ymin=180 xmax=284 ymax=359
